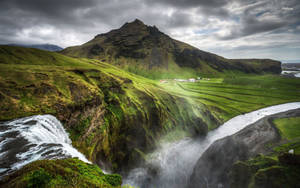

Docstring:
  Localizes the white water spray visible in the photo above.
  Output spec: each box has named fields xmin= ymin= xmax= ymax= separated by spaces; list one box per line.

xmin=124 ymin=102 xmax=300 ymax=188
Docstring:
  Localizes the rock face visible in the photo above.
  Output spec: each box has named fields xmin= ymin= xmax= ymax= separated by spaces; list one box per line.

xmin=189 ymin=112 xmax=284 ymax=188
xmin=62 ymin=19 xmax=282 ymax=78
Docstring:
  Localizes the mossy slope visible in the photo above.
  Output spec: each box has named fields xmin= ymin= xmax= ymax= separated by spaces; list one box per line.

xmin=0 ymin=158 xmax=122 ymax=188
xmin=230 ymin=154 xmax=300 ymax=188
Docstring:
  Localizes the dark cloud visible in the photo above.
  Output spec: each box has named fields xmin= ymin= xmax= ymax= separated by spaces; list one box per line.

xmin=216 ymin=0 xmax=300 ymax=40
xmin=0 ymin=0 xmax=98 ymax=16
xmin=198 ymin=7 xmax=230 ymax=18
xmin=164 ymin=11 xmax=195 ymax=29
xmin=0 ymin=0 xmax=299 ymax=60
xmin=218 ymin=17 xmax=287 ymax=40
xmin=146 ymin=0 xmax=229 ymax=8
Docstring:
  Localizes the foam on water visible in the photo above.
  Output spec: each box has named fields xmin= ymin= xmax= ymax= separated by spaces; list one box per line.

xmin=124 ymin=102 xmax=300 ymax=188
xmin=281 ymin=70 xmax=300 ymax=77
xmin=0 ymin=114 xmax=90 ymax=178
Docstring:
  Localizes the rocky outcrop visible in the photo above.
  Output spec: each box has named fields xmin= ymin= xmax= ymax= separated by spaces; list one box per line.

xmin=189 ymin=109 xmax=300 ymax=188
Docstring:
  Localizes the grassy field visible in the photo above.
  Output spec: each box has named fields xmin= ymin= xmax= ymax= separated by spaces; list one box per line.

xmin=158 ymin=75 xmax=300 ymax=128
xmin=274 ymin=117 xmax=300 ymax=140
xmin=273 ymin=117 xmax=300 ymax=155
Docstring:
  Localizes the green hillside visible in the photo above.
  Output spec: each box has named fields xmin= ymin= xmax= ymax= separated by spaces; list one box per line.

xmin=0 ymin=45 xmax=82 ymax=66
xmin=61 ymin=19 xmax=282 ymax=79
xmin=1 ymin=45 xmax=299 ymax=172
xmin=0 ymin=45 xmax=217 ymax=171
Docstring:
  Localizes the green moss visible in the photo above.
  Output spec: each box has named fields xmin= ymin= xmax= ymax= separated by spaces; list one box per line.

xmin=103 ymin=174 xmax=122 ymax=186
xmin=107 ymin=104 xmax=124 ymax=122
xmin=25 ymin=168 xmax=52 ymax=188
xmin=231 ymin=154 xmax=300 ymax=188
xmin=0 ymin=158 xmax=122 ymax=188
xmin=71 ymin=116 xmax=92 ymax=140
xmin=274 ymin=117 xmax=300 ymax=140
xmin=273 ymin=140 xmax=300 ymax=155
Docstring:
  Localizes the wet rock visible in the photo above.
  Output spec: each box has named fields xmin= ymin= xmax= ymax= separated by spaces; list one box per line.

xmin=189 ymin=115 xmax=280 ymax=188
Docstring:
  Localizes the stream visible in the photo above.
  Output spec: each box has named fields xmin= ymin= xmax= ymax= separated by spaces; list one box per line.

xmin=123 ymin=102 xmax=300 ymax=188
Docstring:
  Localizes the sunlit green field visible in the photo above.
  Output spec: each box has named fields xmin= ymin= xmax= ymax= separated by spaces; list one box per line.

xmin=159 ymin=75 xmax=300 ymax=123
xmin=272 ymin=116 xmax=300 ymax=155
xmin=274 ymin=117 xmax=300 ymax=140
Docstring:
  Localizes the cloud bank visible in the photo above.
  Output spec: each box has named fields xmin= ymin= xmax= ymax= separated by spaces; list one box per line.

xmin=0 ymin=0 xmax=299 ymax=60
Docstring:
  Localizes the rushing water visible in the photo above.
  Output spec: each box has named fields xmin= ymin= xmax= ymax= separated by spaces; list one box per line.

xmin=281 ymin=70 xmax=300 ymax=77
xmin=1 ymin=103 xmax=300 ymax=185
xmin=123 ymin=102 xmax=300 ymax=188
xmin=0 ymin=115 xmax=89 ymax=178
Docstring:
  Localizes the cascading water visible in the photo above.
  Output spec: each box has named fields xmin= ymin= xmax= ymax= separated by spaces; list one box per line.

xmin=123 ymin=102 xmax=300 ymax=188
xmin=0 ymin=115 xmax=89 ymax=178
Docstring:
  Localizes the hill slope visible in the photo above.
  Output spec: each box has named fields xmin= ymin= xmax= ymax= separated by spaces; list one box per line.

xmin=7 ymin=43 xmax=63 ymax=51
xmin=62 ymin=19 xmax=281 ymax=79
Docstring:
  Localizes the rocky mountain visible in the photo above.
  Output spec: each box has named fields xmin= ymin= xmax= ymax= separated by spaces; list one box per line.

xmin=7 ymin=43 xmax=63 ymax=51
xmin=62 ymin=19 xmax=281 ymax=78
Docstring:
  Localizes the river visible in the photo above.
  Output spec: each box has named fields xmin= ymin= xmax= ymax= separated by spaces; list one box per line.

xmin=1 ymin=103 xmax=300 ymax=185
xmin=123 ymin=102 xmax=300 ymax=188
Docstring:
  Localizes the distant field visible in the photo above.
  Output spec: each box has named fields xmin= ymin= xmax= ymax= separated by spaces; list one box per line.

xmin=159 ymin=75 xmax=300 ymax=126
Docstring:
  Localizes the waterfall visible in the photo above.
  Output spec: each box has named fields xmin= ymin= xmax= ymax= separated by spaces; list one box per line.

xmin=123 ymin=102 xmax=300 ymax=188
xmin=0 ymin=115 xmax=90 ymax=178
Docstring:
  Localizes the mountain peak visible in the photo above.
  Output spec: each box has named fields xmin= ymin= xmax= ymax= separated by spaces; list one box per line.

xmin=132 ymin=19 xmax=145 ymax=25
xmin=120 ymin=19 xmax=147 ymax=30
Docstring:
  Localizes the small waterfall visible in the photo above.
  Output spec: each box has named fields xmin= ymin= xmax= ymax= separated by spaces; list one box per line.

xmin=0 ymin=115 xmax=89 ymax=178
xmin=123 ymin=102 xmax=300 ymax=188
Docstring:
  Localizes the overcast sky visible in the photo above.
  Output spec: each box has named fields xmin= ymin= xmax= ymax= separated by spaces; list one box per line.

xmin=0 ymin=0 xmax=299 ymax=61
